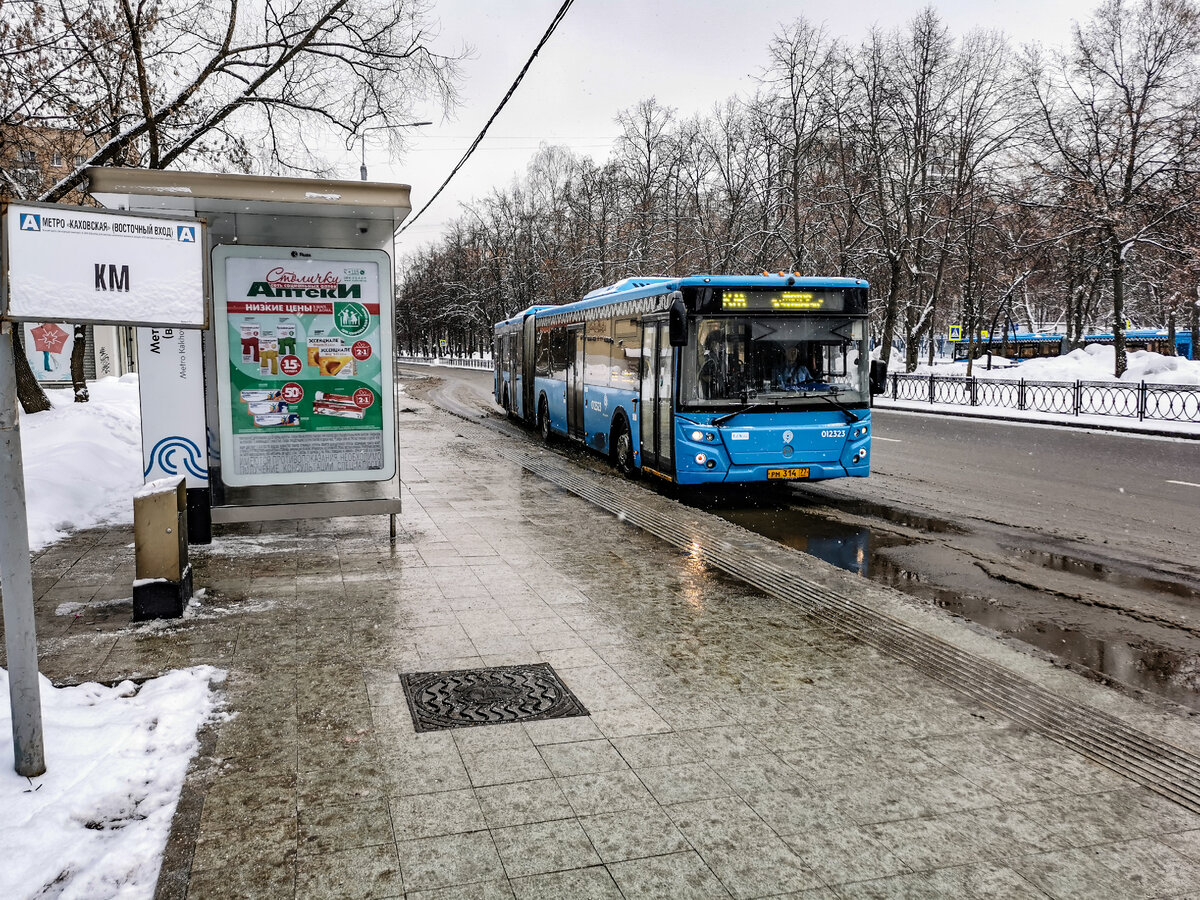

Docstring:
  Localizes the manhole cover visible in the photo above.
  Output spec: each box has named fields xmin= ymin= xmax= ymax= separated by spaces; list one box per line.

xmin=399 ymin=663 xmax=589 ymax=732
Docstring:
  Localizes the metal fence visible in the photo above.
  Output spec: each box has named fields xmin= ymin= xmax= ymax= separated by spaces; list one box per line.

xmin=886 ymin=373 xmax=1200 ymax=423
xmin=396 ymin=356 xmax=493 ymax=371
xmin=392 ymin=359 xmax=1200 ymax=423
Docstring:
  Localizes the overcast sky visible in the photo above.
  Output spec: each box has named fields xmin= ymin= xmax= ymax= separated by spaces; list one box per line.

xmin=361 ymin=0 xmax=1101 ymax=257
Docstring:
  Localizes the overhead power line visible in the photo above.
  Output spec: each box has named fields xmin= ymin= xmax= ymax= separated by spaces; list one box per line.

xmin=408 ymin=144 xmax=613 ymax=152
xmin=397 ymin=0 xmax=577 ymax=236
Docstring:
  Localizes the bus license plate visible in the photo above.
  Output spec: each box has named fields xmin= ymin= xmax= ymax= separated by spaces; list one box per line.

xmin=768 ymin=467 xmax=810 ymax=480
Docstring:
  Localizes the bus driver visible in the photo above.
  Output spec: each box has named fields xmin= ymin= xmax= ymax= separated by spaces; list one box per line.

xmin=774 ymin=344 xmax=816 ymax=389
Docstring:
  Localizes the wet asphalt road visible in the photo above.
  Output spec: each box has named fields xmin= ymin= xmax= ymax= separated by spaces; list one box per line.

xmin=414 ymin=366 xmax=1200 ymax=575
xmin=403 ymin=366 xmax=1200 ymax=711
xmin=823 ymin=409 xmax=1200 ymax=582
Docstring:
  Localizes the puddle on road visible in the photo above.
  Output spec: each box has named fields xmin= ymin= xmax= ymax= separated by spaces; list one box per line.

xmin=870 ymin=556 xmax=1200 ymax=713
xmin=693 ymin=491 xmax=1200 ymax=713
xmin=1007 ymin=546 xmax=1200 ymax=603
xmin=818 ymin=497 xmax=967 ymax=535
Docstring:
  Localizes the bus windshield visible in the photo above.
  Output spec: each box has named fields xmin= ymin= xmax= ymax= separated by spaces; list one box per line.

xmin=680 ymin=317 xmax=869 ymax=407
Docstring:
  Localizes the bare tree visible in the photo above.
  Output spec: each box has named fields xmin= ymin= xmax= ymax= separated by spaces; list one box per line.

xmin=397 ymin=1 xmax=1199 ymax=373
xmin=757 ymin=18 xmax=839 ymax=272
xmin=614 ymin=98 xmax=677 ymax=271
xmin=837 ymin=10 xmax=962 ymax=370
xmin=2 ymin=0 xmax=463 ymax=410
xmin=1023 ymin=0 xmax=1200 ymax=375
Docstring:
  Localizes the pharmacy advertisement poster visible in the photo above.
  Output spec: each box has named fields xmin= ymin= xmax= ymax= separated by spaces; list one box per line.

xmin=212 ymin=245 xmax=396 ymax=487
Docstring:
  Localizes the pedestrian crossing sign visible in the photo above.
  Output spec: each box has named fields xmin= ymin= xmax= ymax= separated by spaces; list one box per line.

xmin=948 ymin=325 xmax=962 ymax=341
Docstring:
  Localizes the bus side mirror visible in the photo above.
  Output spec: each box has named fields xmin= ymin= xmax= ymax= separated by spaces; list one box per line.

xmin=668 ymin=292 xmax=688 ymax=346
xmin=869 ymin=359 xmax=888 ymax=395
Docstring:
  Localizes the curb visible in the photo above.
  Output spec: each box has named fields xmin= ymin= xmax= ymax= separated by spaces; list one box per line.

xmin=874 ymin=401 xmax=1200 ymax=440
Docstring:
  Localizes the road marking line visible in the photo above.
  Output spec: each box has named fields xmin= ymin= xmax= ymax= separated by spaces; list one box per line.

xmin=874 ymin=437 xmax=903 ymax=442
xmin=1166 ymin=480 xmax=1200 ymax=488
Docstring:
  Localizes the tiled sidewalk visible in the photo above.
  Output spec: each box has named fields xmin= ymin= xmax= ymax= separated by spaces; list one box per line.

xmin=9 ymin=396 xmax=1200 ymax=899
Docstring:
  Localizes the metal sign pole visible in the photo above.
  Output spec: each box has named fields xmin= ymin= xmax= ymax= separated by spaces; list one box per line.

xmin=0 ymin=323 xmax=46 ymax=776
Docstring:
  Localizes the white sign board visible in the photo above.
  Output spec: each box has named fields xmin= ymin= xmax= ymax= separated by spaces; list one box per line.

xmin=2 ymin=203 xmax=206 ymax=327
xmin=136 ymin=327 xmax=209 ymax=488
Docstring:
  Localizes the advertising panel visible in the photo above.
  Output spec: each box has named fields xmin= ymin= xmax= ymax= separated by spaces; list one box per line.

xmin=211 ymin=245 xmax=395 ymax=487
xmin=22 ymin=322 xmax=75 ymax=382
xmin=2 ymin=202 xmax=206 ymax=326
xmin=136 ymin=327 xmax=209 ymax=488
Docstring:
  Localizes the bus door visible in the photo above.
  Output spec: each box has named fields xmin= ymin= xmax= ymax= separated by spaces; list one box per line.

xmin=639 ymin=320 xmax=674 ymax=475
xmin=508 ymin=332 xmax=521 ymax=406
xmin=521 ymin=314 xmax=537 ymax=421
xmin=567 ymin=325 xmax=585 ymax=439
xmin=499 ymin=331 xmax=516 ymax=411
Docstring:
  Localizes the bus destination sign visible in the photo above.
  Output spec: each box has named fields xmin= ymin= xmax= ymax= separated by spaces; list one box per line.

xmin=720 ymin=289 xmax=845 ymax=312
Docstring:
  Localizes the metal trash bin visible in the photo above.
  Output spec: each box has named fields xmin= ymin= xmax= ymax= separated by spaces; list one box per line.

xmin=132 ymin=476 xmax=193 ymax=620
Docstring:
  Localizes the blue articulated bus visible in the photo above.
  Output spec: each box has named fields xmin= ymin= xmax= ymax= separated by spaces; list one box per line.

xmin=952 ymin=329 xmax=1194 ymax=361
xmin=494 ymin=275 xmax=885 ymax=485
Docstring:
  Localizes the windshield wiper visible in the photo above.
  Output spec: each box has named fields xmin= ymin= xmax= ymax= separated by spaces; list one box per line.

xmin=712 ymin=391 xmax=859 ymax=426
xmin=713 ymin=401 xmax=773 ymax=426
xmin=814 ymin=389 xmax=861 ymax=423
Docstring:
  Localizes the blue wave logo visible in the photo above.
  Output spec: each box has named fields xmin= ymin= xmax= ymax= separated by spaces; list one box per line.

xmin=144 ymin=436 xmax=208 ymax=480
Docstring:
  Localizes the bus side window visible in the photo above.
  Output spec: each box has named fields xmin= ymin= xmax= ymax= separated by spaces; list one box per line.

xmin=535 ymin=328 xmax=551 ymax=376
xmin=584 ymin=317 xmax=613 ymax=385
xmin=613 ymin=317 xmax=640 ymax=388
xmin=550 ymin=327 xmax=568 ymax=380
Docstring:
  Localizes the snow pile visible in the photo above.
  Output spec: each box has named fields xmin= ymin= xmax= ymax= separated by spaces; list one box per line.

xmin=0 ymin=666 xmax=224 ymax=900
xmin=918 ymin=344 xmax=1200 ymax=385
xmin=18 ymin=375 xmax=144 ymax=551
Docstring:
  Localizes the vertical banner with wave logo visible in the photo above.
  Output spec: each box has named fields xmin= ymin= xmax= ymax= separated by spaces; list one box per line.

xmin=137 ymin=327 xmax=209 ymax=487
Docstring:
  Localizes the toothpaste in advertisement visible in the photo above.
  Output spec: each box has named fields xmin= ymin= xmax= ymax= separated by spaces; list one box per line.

xmin=313 ymin=400 xmax=365 ymax=419
xmin=253 ymin=413 xmax=301 ymax=427
xmin=247 ymin=401 xmax=289 ymax=415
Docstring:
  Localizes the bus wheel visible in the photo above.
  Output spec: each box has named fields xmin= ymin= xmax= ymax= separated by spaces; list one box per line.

xmin=612 ymin=420 xmax=636 ymax=477
xmin=538 ymin=398 xmax=552 ymax=442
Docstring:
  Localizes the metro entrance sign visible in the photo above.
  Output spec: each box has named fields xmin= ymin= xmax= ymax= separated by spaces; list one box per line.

xmin=0 ymin=200 xmax=207 ymax=778
xmin=1 ymin=201 xmax=205 ymax=327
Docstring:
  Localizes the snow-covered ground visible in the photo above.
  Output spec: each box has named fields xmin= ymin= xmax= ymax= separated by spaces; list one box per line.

xmin=17 ymin=374 xmax=144 ymax=552
xmin=881 ymin=345 xmax=1200 ymax=436
xmin=4 ymin=376 xmax=216 ymax=898
xmin=912 ymin=343 xmax=1200 ymax=386
xmin=0 ymin=667 xmax=225 ymax=900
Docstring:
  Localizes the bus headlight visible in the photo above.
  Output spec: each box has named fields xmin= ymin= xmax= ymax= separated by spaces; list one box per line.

xmin=695 ymin=453 xmax=707 ymax=465
xmin=691 ymin=430 xmax=704 ymax=442
xmin=853 ymin=426 xmax=869 ymax=438
xmin=705 ymin=432 xmax=716 ymax=442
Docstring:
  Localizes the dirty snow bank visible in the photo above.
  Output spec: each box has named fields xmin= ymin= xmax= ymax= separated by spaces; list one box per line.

xmin=18 ymin=375 xmax=143 ymax=551
xmin=0 ymin=666 xmax=225 ymax=900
